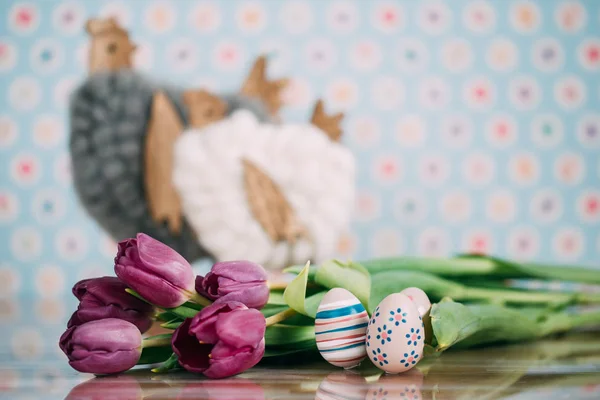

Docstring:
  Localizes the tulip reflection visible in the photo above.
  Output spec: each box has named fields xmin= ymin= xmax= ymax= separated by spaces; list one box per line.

xmin=366 ymin=369 xmax=424 ymax=400
xmin=145 ymin=377 xmax=265 ymax=400
xmin=65 ymin=375 xmax=144 ymax=400
xmin=67 ymin=374 xmax=265 ymax=400
xmin=315 ymin=371 xmax=369 ymax=400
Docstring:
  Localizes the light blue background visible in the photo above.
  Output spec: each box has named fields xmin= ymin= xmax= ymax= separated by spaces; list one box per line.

xmin=1 ymin=0 xmax=599 ymax=297
xmin=0 ymin=1 xmax=599 ymax=396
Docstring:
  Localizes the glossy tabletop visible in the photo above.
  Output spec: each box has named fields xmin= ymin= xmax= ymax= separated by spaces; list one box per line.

xmin=2 ymin=332 xmax=599 ymax=399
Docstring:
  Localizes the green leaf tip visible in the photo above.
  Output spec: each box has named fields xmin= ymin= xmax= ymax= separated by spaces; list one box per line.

xmin=283 ymin=261 xmax=311 ymax=317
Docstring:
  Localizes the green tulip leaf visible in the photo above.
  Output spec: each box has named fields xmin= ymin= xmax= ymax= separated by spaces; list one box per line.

xmin=280 ymin=312 xmax=319 ymax=326
xmin=369 ymin=270 xmax=464 ymax=313
xmin=144 ymin=333 xmax=173 ymax=341
xmin=181 ymin=301 xmax=203 ymax=311
xmin=430 ymin=300 xmax=552 ymax=351
xmin=156 ymin=311 xmax=181 ymax=322
xmin=151 ymin=353 xmax=179 ymax=373
xmin=314 ymin=260 xmax=371 ymax=306
xmin=160 ymin=319 xmax=183 ymax=330
xmin=264 ymin=324 xmax=315 ymax=346
xmin=283 ymin=261 xmax=311 ymax=317
xmin=304 ymin=291 xmax=326 ymax=318
xmin=452 ymin=305 xmax=539 ymax=349
xmin=361 ymin=254 xmax=600 ymax=285
xmin=262 ymin=341 xmax=318 ymax=358
xmin=137 ymin=346 xmax=173 ymax=365
xmin=261 ymin=304 xmax=289 ymax=318
xmin=167 ymin=304 xmax=201 ymax=319
xmin=125 ymin=288 xmax=150 ymax=303
xmin=283 ymin=264 xmax=318 ymax=281
xmin=430 ymin=300 xmax=480 ymax=351
xmin=267 ymin=291 xmax=287 ymax=305
xmin=457 ymin=254 xmax=600 ymax=283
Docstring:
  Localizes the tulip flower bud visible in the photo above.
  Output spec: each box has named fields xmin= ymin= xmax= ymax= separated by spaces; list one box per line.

xmin=196 ymin=261 xmax=269 ymax=309
xmin=59 ymin=318 xmax=142 ymax=375
xmin=115 ymin=233 xmax=195 ymax=308
xmin=67 ymin=276 xmax=154 ymax=333
xmin=172 ymin=302 xmax=266 ymax=379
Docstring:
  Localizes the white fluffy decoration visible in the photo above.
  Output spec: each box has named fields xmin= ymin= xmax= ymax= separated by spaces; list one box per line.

xmin=173 ymin=110 xmax=355 ymax=270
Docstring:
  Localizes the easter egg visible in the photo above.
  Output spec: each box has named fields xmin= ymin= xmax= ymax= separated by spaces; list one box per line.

xmin=315 ymin=372 xmax=368 ymax=400
xmin=315 ymin=288 xmax=369 ymax=368
xmin=400 ymin=287 xmax=431 ymax=317
xmin=366 ymin=293 xmax=424 ymax=374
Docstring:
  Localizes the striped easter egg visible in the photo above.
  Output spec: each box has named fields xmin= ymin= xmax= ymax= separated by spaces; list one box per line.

xmin=315 ymin=288 xmax=369 ymax=368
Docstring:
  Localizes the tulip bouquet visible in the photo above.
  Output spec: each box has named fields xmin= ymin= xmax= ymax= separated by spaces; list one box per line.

xmin=60 ymin=232 xmax=600 ymax=379
xmin=60 ymin=233 xmax=295 ymax=379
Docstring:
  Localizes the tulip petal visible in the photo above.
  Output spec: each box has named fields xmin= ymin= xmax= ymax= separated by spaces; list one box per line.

xmin=115 ymin=261 xmax=189 ymax=308
xmin=195 ymin=275 xmax=216 ymax=300
xmin=172 ymin=319 xmax=211 ymax=373
xmin=69 ymin=349 xmax=141 ymax=374
xmin=216 ymin=309 xmax=266 ymax=349
xmin=67 ymin=307 xmax=153 ymax=333
xmin=69 ymin=277 xmax=154 ymax=332
xmin=73 ymin=276 xmax=153 ymax=313
xmin=197 ymin=261 xmax=270 ymax=310
xmin=189 ymin=302 xmax=246 ymax=344
xmin=59 ymin=326 xmax=76 ymax=354
xmin=68 ymin=318 xmax=142 ymax=353
xmin=211 ymin=261 xmax=268 ymax=283
xmin=204 ymin=339 xmax=265 ymax=379
xmin=135 ymin=233 xmax=195 ymax=292
xmin=196 ymin=272 xmax=219 ymax=300
xmin=59 ymin=319 xmax=143 ymax=375
xmin=214 ymin=283 xmax=270 ymax=310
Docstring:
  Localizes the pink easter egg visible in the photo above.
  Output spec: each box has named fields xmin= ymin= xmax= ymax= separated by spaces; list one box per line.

xmin=366 ymin=293 xmax=424 ymax=374
xmin=400 ymin=287 xmax=431 ymax=317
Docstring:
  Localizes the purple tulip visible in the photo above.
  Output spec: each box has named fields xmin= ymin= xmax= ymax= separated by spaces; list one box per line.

xmin=67 ymin=276 xmax=154 ymax=333
xmin=172 ymin=301 xmax=266 ymax=379
xmin=196 ymin=261 xmax=269 ymax=309
xmin=114 ymin=233 xmax=195 ymax=308
xmin=60 ymin=318 xmax=142 ymax=375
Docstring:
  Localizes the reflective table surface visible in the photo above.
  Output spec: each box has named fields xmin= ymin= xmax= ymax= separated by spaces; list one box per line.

xmin=2 ymin=332 xmax=599 ymax=399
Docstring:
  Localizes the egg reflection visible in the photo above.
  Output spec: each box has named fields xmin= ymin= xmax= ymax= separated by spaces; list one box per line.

xmin=315 ymin=371 xmax=368 ymax=400
xmin=365 ymin=369 xmax=424 ymax=400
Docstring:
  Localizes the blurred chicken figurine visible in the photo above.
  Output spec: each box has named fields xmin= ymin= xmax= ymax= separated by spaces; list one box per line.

xmin=70 ymin=18 xmax=355 ymax=269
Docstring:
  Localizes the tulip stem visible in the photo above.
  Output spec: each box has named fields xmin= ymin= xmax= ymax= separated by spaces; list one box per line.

xmin=189 ymin=291 xmax=213 ymax=307
xmin=142 ymin=336 xmax=172 ymax=348
xmin=268 ymin=281 xmax=288 ymax=290
xmin=265 ymin=307 xmax=297 ymax=326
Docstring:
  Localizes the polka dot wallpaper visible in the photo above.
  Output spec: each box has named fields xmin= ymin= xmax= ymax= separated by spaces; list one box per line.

xmin=1 ymin=0 xmax=599 ymax=307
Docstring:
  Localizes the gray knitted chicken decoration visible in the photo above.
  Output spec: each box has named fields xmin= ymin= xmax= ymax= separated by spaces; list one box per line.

xmin=70 ymin=18 xmax=355 ymax=268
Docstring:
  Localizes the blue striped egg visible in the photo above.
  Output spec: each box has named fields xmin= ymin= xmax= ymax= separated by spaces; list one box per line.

xmin=315 ymin=288 xmax=369 ymax=368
